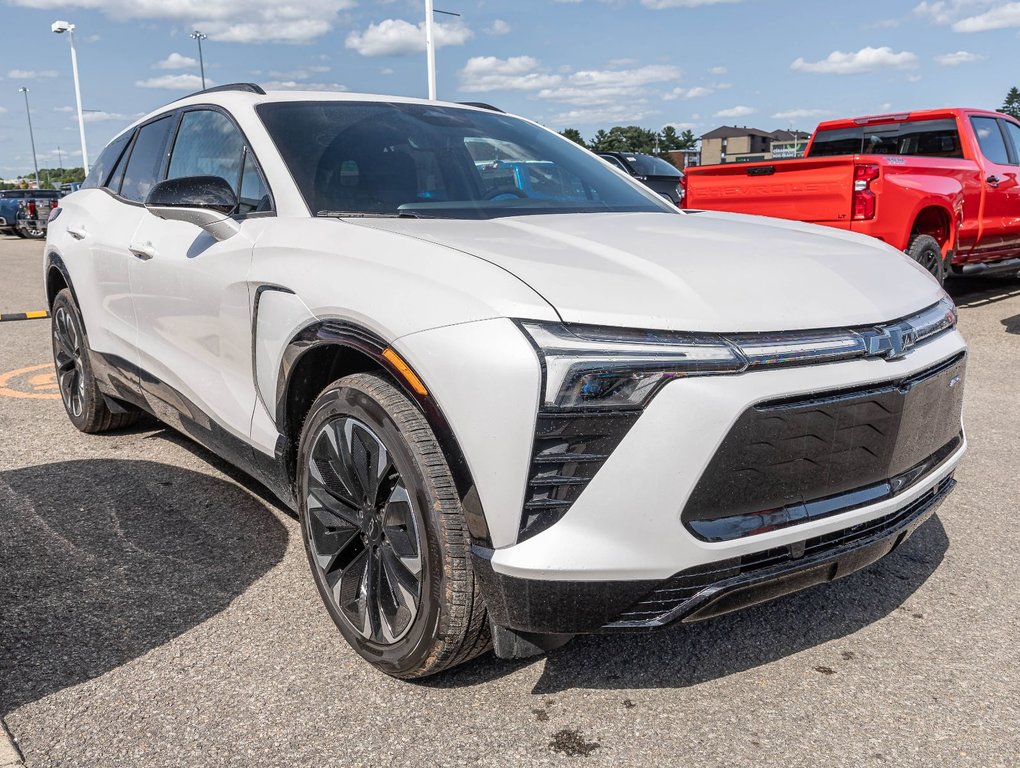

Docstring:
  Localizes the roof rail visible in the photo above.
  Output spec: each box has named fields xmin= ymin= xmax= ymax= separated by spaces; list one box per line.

xmin=458 ymin=101 xmax=504 ymax=113
xmin=174 ymin=83 xmax=266 ymax=103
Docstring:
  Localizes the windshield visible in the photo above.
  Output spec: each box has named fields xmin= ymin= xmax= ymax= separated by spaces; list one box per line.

xmin=256 ymin=101 xmax=675 ymax=219
xmin=624 ymin=154 xmax=682 ymax=177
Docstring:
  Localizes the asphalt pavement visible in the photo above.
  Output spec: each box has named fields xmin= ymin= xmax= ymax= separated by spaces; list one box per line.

xmin=0 ymin=233 xmax=1018 ymax=767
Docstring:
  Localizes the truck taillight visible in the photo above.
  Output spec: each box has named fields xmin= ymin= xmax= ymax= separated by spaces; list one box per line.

xmin=50 ymin=199 xmax=58 ymax=210
xmin=852 ymin=163 xmax=880 ymax=221
xmin=679 ymin=174 xmax=687 ymax=206
xmin=27 ymin=201 xmax=37 ymax=219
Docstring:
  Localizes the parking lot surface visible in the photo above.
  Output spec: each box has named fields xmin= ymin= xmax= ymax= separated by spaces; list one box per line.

xmin=0 ymin=234 xmax=1018 ymax=767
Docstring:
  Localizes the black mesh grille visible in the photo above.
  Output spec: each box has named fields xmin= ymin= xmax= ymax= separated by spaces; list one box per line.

xmin=610 ymin=473 xmax=954 ymax=627
xmin=518 ymin=410 xmax=640 ymax=541
xmin=682 ymin=353 xmax=965 ymax=535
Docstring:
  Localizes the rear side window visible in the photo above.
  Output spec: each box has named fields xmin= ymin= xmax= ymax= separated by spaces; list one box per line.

xmin=167 ymin=110 xmax=245 ymax=193
xmin=120 ymin=116 xmax=175 ymax=202
xmin=81 ymin=132 xmax=132 ymax=190
xmin=971 ymin=117 xmax=1010 ymax=165
xmin=999 ymin=119 xmax=1020 ymax=165
xmin=810 ymin=119 xmax=963 ymax=159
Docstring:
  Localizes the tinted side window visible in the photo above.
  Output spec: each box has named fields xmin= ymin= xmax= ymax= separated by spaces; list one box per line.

xmin=807 ymin=127 xmax=863 ymax=157
xmin=167 ymin=110 xmax=244 ymax=194
xmin=971 ymin=117 xmax=1009 ymax=165
xmin=120 ymin=116 xmax=175 ymax=202
xmin=237 ymin=150 xmax=271 ymax=214
xmin=999 ymin=119 xmax=1020 ymax=165
xmin=81 ymin=132 xmax=131 ymax=190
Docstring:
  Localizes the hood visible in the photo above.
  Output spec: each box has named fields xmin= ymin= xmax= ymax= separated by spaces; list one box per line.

xmin=350 ymin=211 xmax=945 ymax=333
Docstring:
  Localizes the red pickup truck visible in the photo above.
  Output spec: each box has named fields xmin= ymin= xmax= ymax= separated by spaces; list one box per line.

xmin=684 ymin=108 xmax=1020 ymax=283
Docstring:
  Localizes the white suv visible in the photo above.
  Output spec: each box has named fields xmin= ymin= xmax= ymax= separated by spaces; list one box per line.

xmin=45 ymin=85 xmax=967 ymax=677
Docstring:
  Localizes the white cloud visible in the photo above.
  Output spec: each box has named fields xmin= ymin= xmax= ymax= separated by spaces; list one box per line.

xmin=8 ymin=69 xmax=58 ymax=79
xmin=155 ymin=53 xmax=197 ymax=70
xmin=708 ymin=65 xmax=727 ymax=74
xmin=791 ymin=46 xmax=918 ymax=74
xmin=345 ymin=18 xmax=473 ymax=57
xmin=0 ymin=107 xmax=7 ymax=114
xmin=486 ymin=19 xmax=511 ymax=35
xmin=458 ymin=56 xmax=562 ymax=92
xmin=772 ymin=108 xmax=831 ymax=120
xmin=550 ymin=104 xmax=657 ymax=126
xmin=79 ymin=111 xmax=135 ymax=123
xmin=380 ymin=67 xmax=395 ymax=75
xmin=135 ymin=74 xmax=210 ymax=90
xmin=641 ymin=0 xmax=741 ymax=7
xmin=7 ymin=0 xmax=356 ymax=44
xmin=664 ymin=85 xmax=715 ymax=100
xmin=953 ymin=3 xmax=1020 ymax=31
xmin=715 ymin=105 xmax=755 ymax=118
xmin=934 ymin=48 xmax=983 ymax=64
xmin=53 ymin=106 xmax=74 ymax=113
xmin=539 ymin=64 xmax=680 ymax=110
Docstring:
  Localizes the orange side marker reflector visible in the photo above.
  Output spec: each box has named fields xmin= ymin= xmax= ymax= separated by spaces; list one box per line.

xmin=382 ymin=348 xmax=429 ymax=396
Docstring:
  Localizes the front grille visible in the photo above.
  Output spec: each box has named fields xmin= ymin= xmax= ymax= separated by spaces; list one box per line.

xmin=608 ymin=473 xmax=955 ymax=628
xmin=682 ymin=352 xmax=965 ymax=539
xmin=518 ymin=410 xmax=639 ymax=541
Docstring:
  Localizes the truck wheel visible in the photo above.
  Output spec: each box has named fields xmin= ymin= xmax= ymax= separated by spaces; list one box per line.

xmin=18 ymin=226 xmax=45 ymax=240
xmin=906 ymin=234 xmax=945 ymax=285
xmin=296 ymin=372 xmax=491 ymax=678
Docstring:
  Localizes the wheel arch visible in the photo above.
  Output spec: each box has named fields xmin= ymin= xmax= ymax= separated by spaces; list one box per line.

xmin=45 ymin=252 xmax=77 ymax=310
xmin=909 ymin=203 xmax=958 ymax=256
xmin=276 ymin=320 xmax=490 ymax=546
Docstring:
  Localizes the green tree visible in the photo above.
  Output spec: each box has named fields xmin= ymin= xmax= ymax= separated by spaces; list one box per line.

xmin=999 ymin=86 xmax=1020 ymax=120
xmin=559 ymin=128 xmax=587 ymax=148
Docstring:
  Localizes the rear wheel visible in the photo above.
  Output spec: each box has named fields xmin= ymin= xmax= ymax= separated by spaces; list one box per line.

xmin=296 ymin=372 xmax=490 ymax=678
xmin=51 ymin=288 xmax=139 ymax=433
xmin=906 ymin=234 xmax=946 ymax=285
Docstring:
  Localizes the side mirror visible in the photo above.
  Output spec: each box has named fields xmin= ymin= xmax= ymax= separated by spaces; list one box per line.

xmin=144 ymin=176 xmax=240 ymax=241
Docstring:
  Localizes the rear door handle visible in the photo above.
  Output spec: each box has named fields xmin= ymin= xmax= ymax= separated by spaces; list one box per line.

xmin=66 ymin=226 xmax=87 ymax=240
xmin=128 ymin=241 xmax=158 ymax=261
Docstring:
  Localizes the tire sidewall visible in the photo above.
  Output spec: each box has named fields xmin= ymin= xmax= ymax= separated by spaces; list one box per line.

xmin=50 ymin=289 xmax=99 ymax=431
xmin=296 ymin=377 xmax=446 ymax=677
xmin=908 ymin=234 xmax=946 ymax=285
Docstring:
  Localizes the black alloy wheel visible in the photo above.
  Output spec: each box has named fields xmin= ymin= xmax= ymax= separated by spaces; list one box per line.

xmin=297 ymin=373 xmax=490 ymax=678
xmin=305 ymin=415 xmax=424 ymax=644
xmin=907 ymin=234 xmax=946 ymax=285
xmin=53 ymin=303 xmax=86 ymax=419
xmin=50 ymin=288 xmax=139 ymax=433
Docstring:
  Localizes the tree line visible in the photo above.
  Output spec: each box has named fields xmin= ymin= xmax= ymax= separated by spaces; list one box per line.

xmin=559 ymin=125 xmax=697 ymax=157
xmin=1 ymin=167 xmax=86 ymax=191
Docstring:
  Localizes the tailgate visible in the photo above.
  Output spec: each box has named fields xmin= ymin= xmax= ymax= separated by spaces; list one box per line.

xmin=685 ymin=157 xmax=855 ymax=223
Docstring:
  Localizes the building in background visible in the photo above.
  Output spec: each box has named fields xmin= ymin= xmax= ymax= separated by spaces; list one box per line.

xmin=698 ymin=126 xmax=811 ymax=165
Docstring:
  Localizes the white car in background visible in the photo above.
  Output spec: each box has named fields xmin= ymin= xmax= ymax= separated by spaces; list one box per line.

xmin=45 ymin=85 xmax=967 ymax=677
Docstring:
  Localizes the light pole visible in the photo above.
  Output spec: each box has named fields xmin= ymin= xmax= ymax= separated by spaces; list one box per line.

xmin=51 ymin=20 xmax=90 ymax=174
xmin=191 ymin=31 xmax=208 ymax=89
xmin=18 ymin=87 xmax=40 ymax=189
xmin=424 ymin=4 xmax=460 ymax=100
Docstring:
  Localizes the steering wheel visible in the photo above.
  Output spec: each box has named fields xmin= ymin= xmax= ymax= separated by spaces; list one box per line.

xmin=483 ymin=186 xmax=528 ymax=201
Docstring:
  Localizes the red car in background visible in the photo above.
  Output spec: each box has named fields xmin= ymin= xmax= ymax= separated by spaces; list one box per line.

xmin=684 ymin=108 xmax=1020 ymax=283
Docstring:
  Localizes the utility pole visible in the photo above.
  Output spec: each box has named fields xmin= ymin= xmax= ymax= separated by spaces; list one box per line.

xmin=191 ymin=30 xmax=208 ymax=89
xmin=18 ymin=87 xmax=40 ymax=189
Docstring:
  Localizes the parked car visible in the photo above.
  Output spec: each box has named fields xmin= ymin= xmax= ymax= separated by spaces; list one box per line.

xmin=46 ymin=85 xmax=966 ymax=677
xmin=598 ymin=151 xmax=684 ymax=205
xmin=684 ymin=108 xmax=1020 ymax=283
xmin=0 ymin=189 xmax=61 ymax=238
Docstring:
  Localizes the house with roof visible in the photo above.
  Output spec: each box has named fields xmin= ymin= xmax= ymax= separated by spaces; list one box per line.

xmin=699 ymin=126 xmax=811 ymax=165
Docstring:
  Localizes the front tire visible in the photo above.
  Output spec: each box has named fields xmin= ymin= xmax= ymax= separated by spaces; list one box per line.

xmin=296 ymin=372 xmax=490 ymax=678
xmin=906 ymin=234 xmax=946 ymax=285
xmin=51 ymin=288 xmax=139 ymax=433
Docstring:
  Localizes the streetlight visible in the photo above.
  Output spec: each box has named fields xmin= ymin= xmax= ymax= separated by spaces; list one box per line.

xmin=18 ymin=87 xmax=40 ymax=189
xmin=190 ymin=31 xmax=208 ymax=89
xmin=51 ymin=20 xmax=90 ymax=174
xmin=424 ymin=4 xmax=460 ymax=100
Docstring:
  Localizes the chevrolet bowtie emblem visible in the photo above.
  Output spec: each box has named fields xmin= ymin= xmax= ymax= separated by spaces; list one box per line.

xmin=864 ymin=324 xmax=917 ymax=360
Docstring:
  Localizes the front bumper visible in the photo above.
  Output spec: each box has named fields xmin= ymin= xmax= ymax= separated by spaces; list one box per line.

xmin=475 ymin=471 xmax=955 ymax=634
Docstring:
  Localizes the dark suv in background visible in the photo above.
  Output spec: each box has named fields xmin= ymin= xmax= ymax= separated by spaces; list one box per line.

xmin=598 ymin=151 xmax=684 ymax=205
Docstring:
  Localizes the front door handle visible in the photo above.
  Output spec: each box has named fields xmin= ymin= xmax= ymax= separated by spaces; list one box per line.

xmin=987 ymin=175 xmax=1001 ymax=188
xmin=129 ymin=241 xmax=158 ymax=261
xmin=66 ymin=226 xmax=87 ymax=240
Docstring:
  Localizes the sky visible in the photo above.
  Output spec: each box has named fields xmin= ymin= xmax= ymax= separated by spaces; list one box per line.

xmin=1 ymin=0 xmax=1020 ymax=178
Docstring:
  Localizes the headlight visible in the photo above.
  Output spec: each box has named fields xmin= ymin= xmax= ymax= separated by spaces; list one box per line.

xmin=519 ymin=322 xmax=743 ymax=409
xmin=518 ymin=295 xmax=958 ymax=410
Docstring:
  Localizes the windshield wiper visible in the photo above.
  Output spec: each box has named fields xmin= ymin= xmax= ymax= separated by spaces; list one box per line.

xmin=316 ymin=210 xmax=421 ymax=219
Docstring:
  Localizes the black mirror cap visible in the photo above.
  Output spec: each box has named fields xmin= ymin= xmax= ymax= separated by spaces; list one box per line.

xmin=145 ymin=176 xmax=237 ymax=215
